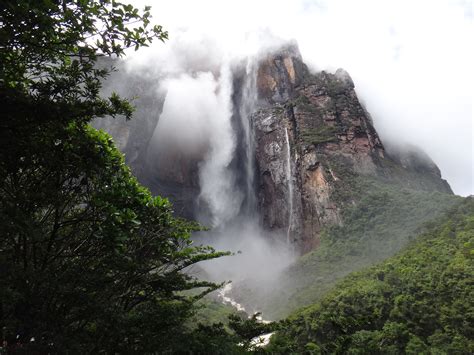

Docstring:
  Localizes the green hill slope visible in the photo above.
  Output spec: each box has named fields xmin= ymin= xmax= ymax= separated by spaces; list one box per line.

xmin=261 ymin=177 xmax=461 ymax=319
xmin=268 ymin=197 xmax=474 ymax=354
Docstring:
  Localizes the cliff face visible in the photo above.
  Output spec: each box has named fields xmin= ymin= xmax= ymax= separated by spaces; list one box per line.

xmin=251 ymin=44 xmax=451 ymax=252
xmin=96 ymin=44 xmax=452 ymax=254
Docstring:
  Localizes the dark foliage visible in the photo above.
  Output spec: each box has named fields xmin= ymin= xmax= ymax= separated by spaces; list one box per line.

xmin=0 ymin=1 xmax=266 ymax=352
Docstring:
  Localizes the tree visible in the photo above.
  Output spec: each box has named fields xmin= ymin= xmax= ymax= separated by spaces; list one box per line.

xmin=0 ymin=1 xmax=233 ymax=352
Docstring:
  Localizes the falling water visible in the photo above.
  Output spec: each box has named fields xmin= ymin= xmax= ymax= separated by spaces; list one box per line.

xmin=198 ymin=57 xmax=257 ymax=226
xmin=198 ymin=64 xmax=244 ymax=227
xmin=284 ymin=128 xmax=294 ymax=244
xmin=238 ymin=58 xmax=258 ymax=214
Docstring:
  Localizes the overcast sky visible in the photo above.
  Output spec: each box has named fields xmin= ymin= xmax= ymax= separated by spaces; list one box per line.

xmin=129 ymin=0 xmax=473 ymax=196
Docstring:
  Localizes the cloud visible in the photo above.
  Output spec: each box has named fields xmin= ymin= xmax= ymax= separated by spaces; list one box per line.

xmin=128 ymin=0 xmax=473 ymax=195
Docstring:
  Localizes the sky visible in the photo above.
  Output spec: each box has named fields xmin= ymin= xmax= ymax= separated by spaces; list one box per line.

xmin=129 ymin=0 xmax=473 ymax=196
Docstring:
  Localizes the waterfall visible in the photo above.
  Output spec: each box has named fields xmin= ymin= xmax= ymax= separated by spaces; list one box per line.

xmin=198 ymin=57 xmax=258 ymax=226
xmin=198 ymin=64 xmax=244 ymax=227
xmin=149 ymin=53 xmax=297 ymax=321
xmin=284 ymin=128 xmax=294 ymax=244
xmin=238 ymin=57 xmax=258 ymax=215
xmin=99 ymin=40 xmax=299 ymax=326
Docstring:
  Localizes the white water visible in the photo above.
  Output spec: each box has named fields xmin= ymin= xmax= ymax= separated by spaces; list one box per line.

xmin=218 ymin=283 xmax=247 ymax=313
xmin=239 ymin=58 xmax=258 ymax=213
xmin=284 ymin=128 xmax=294 ymax=244
xmin=218 ymin=283 xmax=274 ymax=347
xmin=250 ymin=332 xmax=274 ymax=348
xmin=197 ymin=64 xmax=244 ymax=227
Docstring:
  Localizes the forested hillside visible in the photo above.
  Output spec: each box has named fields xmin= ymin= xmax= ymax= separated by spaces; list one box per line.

xmin=268 ymin=197 xmax=474 ymax=353
xmin=261 ymin=177 xmax=461 ymax=319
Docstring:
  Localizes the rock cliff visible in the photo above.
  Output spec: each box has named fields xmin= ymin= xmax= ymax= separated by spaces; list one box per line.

xmin=251 ymin=43 xmax=451 ymax=252
xmin=97 ymin=43 xmax=452 ymax=254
